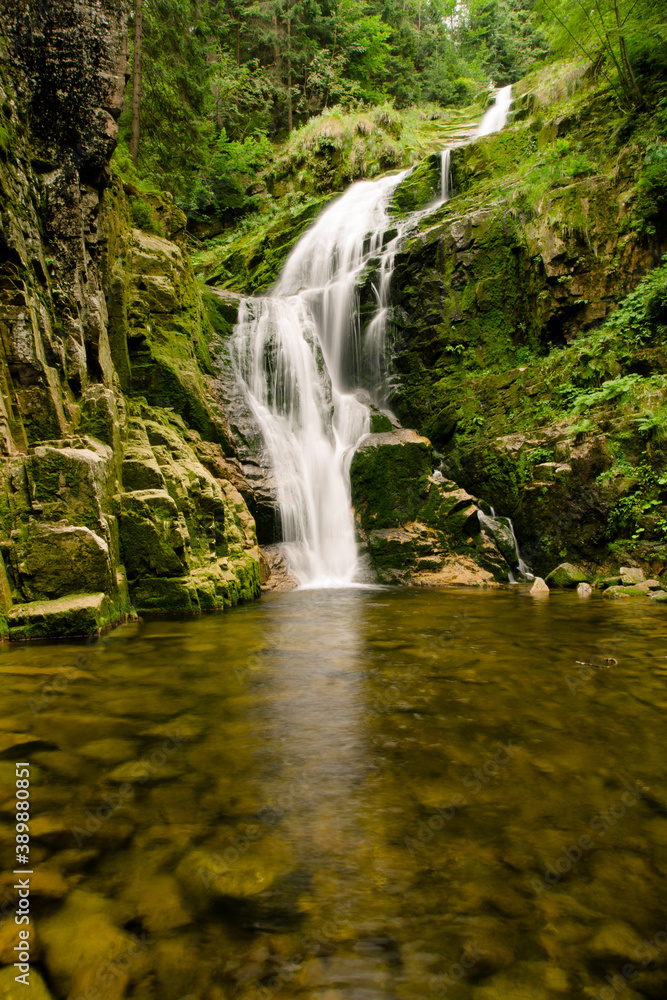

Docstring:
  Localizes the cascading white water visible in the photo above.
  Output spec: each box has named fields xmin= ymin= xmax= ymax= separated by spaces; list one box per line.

xmin=440 ymin=148 xmax=452 ymax=201
xmin=232 ymin=173 xmax=407 ymax=586
xmin=232 ymin=86 xmax=514 ymax=587
xmin=475 ymin=84 xmax=513 ymax=137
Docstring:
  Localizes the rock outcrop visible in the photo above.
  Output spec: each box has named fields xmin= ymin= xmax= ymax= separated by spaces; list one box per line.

xmin=0 ymin=4 xmax=260 ymax=639
xmin=350 ymin=428 xmax=524 ymax=584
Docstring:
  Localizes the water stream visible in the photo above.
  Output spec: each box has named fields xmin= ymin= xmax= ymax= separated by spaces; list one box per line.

xmin=3 ymin=589 xmax=667 ymax=999
xmin=232 ymin=88 xmax=513 ymax=587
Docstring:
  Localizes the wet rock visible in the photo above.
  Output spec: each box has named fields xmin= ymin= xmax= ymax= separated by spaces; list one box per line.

xmin=7 ymin=593 xmax=116 ymax=640
xmin=175 ymin=847 xmax=278 ymax=904
xmin=40 ymin=890 xmax=148 ymax=1000
xmin=120 ymin=872 xmax=191 ymax=933
xmin=587 ymin=920 xmax=645 ymax=965
xmin=0 ymin=967 xmax=53 ymax=1000
xmin=260 ymin=545 xmax=299 ymax=592
xmin=650 ymin=591 xmax=667 ymax=603
xmin=577 ymin=582 xmax=592 ymax=598
xmin=620 ymin=566 xmax=645 ymax=585
xmin=530 ymin=577 xmax=550 ymax=595
xmin=472 ymin=961 xmax=568 ymax=998
xmin=0 ymin=917 xmax=42 ymax=964
xmin=462 ymin=933 xmax=515 ymax=979
xmin=79 ymin=738 xmax=137 ymax=763
xmin=545 ymin=563 xmax=588 ymax=588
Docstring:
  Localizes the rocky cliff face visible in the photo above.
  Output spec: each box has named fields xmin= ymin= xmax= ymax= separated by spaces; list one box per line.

xmin=0 ymin=3 xmax=261 ymax=639
xmin=371 ymin=77 xmax=667 ymax=579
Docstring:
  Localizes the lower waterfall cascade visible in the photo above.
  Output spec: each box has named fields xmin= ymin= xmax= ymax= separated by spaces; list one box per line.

xmin=232 ymin=87 xmax=514 ymax=587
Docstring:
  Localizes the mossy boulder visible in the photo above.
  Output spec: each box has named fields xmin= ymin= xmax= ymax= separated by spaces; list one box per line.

xmin=545 ymin=562 xmax=588 ymax=588
xmin=7 ymin=592 xmax=117 ymax=640
xmin=351 ymin=428 xmax=433 ymax=533
xmin=351 ymin=428 xmax=520 ymax=584
xmin=17 ymin=524 xmax=115 ymax=600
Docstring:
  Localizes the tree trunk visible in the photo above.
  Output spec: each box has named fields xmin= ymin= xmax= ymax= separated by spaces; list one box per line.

xmin=613 ymin=0 xmax=644 ymax=106
xmin=287 ymin=11 xmax=292 ymax=133
xmin=129 ymin=0 xmax=144 ymax=167
xmin=272 ymin=11 xmax=281 ymax=75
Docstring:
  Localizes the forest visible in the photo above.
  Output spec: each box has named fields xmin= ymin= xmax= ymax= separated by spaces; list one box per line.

xmin=119 ymin=0 xmax=665 ymax=224
xmin=3 ymin=0 xmax=667 ymax=997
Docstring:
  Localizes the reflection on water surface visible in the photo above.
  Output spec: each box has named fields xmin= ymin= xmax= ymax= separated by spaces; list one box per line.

xmin=1 ymin=587 xmax=667 ymax=1000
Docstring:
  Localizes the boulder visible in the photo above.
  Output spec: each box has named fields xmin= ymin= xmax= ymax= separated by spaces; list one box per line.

xmin=577 ymin=582 xmax=592 ymax=598
xmin=530 ymin=577 xmax=550 ymax=595
xmin=545 ymin=563 xmax=588 ymax=588
xmin=7 ymin=593 xmax=115 ymax=640
xmin=17 ymin=524 xmax=114 ymax=601
xmin=620 ymin=566 xmax=645 ymax=585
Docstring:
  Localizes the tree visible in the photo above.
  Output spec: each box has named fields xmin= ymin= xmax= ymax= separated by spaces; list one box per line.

xmin=535 ymin=0 xmax=666 ymax=108
xmin=129 ymin=0 xmax=144 ymax=165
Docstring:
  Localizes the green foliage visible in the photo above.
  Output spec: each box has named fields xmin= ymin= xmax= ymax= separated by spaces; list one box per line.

xmin=570 ymin=375 xmax=642 ymax=415
xmin=606 ymin=461 xmax=666 ymax=541
xmin=535 ymin=0 xmax=666 ymax=109
xmin=121 ymin=0 xmax=556 ymax=218
xmin=462 ymin=0 xmax=550 ymax=85
xmin=130 ymin=197 xmax=160 ymax=233
xmin=635 ymin=141 xmax=667 ymax=237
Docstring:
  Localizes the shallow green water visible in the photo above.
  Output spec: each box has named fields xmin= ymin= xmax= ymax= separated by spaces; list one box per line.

xmin=1 ymin=587 xmax=667 ymax=1000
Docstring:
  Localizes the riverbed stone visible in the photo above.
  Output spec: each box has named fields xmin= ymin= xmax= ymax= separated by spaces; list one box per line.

xmin=577 ymin=582 xmax=592 ymax=597
xmin=545 ymin=563 xmax=588 ymax=588
xmin=0 ymin=967 xmax=53 ymax=1000
xmin=586 ymin=920 xmax=645 ymax=965
xmin=40 ymin=890 xmax=147 ymax=1000
xmin=530 ymin=577 xmax=550 ymax=595
xmin=175 ymin=846 xmax=279 ymax=904
xmin=604 ymin=585 xmax=649 ymax=599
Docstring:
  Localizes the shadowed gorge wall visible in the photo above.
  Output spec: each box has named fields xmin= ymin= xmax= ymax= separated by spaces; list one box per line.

xmin=0 ymin=2 xmax=261 ymax=639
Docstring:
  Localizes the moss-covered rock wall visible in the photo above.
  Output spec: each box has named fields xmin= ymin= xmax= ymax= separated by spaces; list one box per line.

xmin=0 ymin=6 xmax=261 ymax=640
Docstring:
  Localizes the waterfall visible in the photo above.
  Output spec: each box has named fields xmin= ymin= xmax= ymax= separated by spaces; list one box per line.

xmin=440 ymin=148 xmax=452 ymax=201
xmin=475 ymin=84 xmax=513 ymax=137
xmin=232 ymin=173 xmax=406 ymax=587
xmin=232 ymin=87 xmax=513 ymax=588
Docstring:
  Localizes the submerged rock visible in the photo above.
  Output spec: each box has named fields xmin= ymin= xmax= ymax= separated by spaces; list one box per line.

xmin=175 ymin=847 xmax=278 ymax=904
xmin=0 ymin=967 xmax=53 ymax=1000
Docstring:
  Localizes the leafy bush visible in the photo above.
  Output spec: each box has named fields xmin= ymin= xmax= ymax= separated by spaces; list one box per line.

xmin=635 ymin=142 xmax=667 ymax=237
xmin=130 ymin=197 xmax=158 ymax=232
